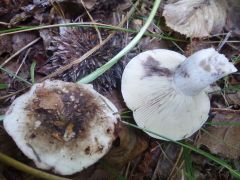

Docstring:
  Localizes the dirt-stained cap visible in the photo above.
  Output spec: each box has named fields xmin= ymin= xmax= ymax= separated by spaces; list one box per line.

xmin=4 ymin=80 xmax=119 ymax=175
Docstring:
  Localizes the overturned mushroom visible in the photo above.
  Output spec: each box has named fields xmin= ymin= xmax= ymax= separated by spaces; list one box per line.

xmin=163 ymin=0 xmax=228 ymax=37
xmin=121 ymin=48 xmax=237 ymax=141
xmin=3 ymin=80 xmax=119 ymax=175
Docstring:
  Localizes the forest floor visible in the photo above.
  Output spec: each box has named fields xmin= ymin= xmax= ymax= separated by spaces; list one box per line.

xmin=0 ymin=0 xmax=240 ymax=179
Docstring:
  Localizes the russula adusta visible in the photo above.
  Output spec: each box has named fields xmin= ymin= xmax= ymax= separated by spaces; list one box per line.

xmin=163 ymin=0 xmax=227 ymax=37
xmin=3 ymin=80 xmax=119 ymax=175
xmin=121 ymin=48 xmax=237 ymax=141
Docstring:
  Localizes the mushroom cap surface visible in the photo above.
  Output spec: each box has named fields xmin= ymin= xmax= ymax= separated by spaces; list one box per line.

xmin=163 ymin=0 xmax=227 ymax=37
xmin=121 ymin=49 xmax=210 ymax=141
xmin=4 ymin=80 xmax=119 ymax=175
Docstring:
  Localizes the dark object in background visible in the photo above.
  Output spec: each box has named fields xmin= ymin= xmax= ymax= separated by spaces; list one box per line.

xmin=40 ymin=0 xmax=126 ymax=92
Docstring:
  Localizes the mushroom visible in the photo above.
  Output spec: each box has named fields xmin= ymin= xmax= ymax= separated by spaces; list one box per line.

xmin=163 ymin=0 xmax=228 ymax=37
xmin=121 ymin=48 xmax=237 ymax=141
xmin=3 ymin=80 xmax=119 ymax=175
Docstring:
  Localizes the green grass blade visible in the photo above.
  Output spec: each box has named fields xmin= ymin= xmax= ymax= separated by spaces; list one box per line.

xmin=0 ymin=152 xmax=70 ymax=180
xmin=0 ymin=66 xmax=32 ymax=86
xmin=121 ymin=120 xmax=240 ymax=178
xmin=183 ymin=147 xmax=195 ymax=180
xmin=30 ymin=61 xmax=37 ymax=84
xmin=0 ymin=83 xmax=9 ymax=90
xmin=206 ymin=121 xmax=240 ymax=126
xmin=77 ymin=0 xmax=162 ymax=84
xmin=0 ymin=115 xmax=4 ymax=121
xmin=0 ymin=24 xmax=186 ymax=42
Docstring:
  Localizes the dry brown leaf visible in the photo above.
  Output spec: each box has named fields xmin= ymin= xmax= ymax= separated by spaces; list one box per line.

xmin=103 ymin=125 xmax=148 ymax=168
xmin=197 ymin=113 xmax=240 ymax=159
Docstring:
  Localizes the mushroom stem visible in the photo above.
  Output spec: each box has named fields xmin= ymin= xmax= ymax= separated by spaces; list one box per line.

xmin=173 ymin=48 xmax=237 ymax=96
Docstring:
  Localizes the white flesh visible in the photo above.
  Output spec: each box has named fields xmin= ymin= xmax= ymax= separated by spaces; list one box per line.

xmin=122 ymin=49 xmax=236 ymax=141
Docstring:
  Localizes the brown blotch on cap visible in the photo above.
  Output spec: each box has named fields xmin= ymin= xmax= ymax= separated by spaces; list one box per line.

xmin=142 ymin=56 xmax=172 ymax=78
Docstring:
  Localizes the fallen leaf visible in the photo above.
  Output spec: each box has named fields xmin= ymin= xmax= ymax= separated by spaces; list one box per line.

xmin=197 ymin=112 xmax=240 ymax=159
xmin=131 ymin=142 xmax=181 ymax=180
xmin=103 ymin=125 xmax=148 ymax=168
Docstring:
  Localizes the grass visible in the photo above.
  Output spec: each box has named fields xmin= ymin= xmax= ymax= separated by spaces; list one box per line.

xmin=0 ymin=66 xmax=32 ymax=86
xmin=183 ymin=147 xmax=195 ymax=180
xmin=0 ymin=115 xmax=4 ymax=121
xmin=30 ymin=61 xmax=36 ymax=84
xmin=0 ymin=24 xmax=186 ymax=42
xmin=0 ymin=83 xmax=9 ymax=90
xmin=206 ymin=121 xmax=240 ymax=126
xmin=232 ymin=55 xmax=240 ymax=64
xmin=0 ymin=152 xmax=70 ymax=180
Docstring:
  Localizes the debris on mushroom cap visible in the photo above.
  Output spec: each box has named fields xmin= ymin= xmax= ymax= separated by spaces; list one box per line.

xmin=163 ymin=0 xmax=228 ymax=37
xmin=3 ymin=80 xmax=119 ymax=175
xmin=121 ymin=48 xmax=237 ymax=141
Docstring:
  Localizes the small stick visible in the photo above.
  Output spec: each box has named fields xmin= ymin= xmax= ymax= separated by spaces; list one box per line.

xmin=0 ymin=37 xmax=41 ymax=67
xmin=210 ymin=108 xmax=240 ymax=114
xmin=81 ymin=0 xmax=103 ymax=43
xmin=13 ymin=48 xmax=32 ymax=80
xmin=217 ymin=31 xmax=232 ymax=52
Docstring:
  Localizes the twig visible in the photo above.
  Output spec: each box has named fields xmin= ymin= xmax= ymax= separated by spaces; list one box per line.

xmin=0 ymin=66 xmax=32 ymax=85
xmin=0 ymin=37 xmax=41 ymax=67
xmin=0 ymin=87 xmax=28 ymax=101
xmin=80 ymin=0 xmax=102 ymax=43
xmin=124 ymin=162 xmax=131 ymax=178
xmin=13 ymin=48 xmax=32 ymax=81
xmin=170 ymin=161 xmax=184 ymax=180
xmin=167 ymin=147 xmax=183 ymax=180
xmin=210 ymin=108 xmax=240 ymax=114
xmin=217 ymin=31 xmax=232 ymax=52
xmin=151 ymin=143 xmax=170 ymax=180
xmin=0 ymin=22 xmax=9 ymax=26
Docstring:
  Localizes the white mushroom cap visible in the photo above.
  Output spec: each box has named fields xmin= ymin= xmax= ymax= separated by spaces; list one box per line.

xmin=4 ymin=80 xmax=119 ymax=175
xmin=121 ymin=49 xmax=237 ymax=141
xmin=163 ymin=0 xmax=227 ymax=37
